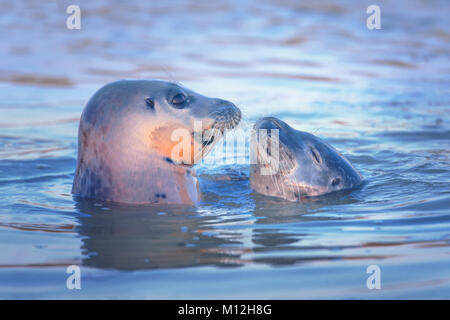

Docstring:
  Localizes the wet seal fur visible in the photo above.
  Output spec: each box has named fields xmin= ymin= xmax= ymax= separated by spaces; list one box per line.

xmin=250 ymin=117 xmax=362 ymax=201
xmin=72 ymin=80 xmax=241 ymax=205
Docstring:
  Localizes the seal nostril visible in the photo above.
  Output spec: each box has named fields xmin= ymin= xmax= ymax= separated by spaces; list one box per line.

xmin=202 ymin=135 xmax=215 ymax=147
xmin=331 ymin=178 xmax=340 ymax=186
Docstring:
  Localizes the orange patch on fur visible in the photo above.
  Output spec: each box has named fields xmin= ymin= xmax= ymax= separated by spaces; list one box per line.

xmin=150 ymin=124 xmax=202 ymax=165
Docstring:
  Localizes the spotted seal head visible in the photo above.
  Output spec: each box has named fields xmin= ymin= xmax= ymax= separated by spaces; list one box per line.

xmin=250 ymin=117 xmax=363 ymax=201
xmin=72 ymin=80 xmax=241 ymax=205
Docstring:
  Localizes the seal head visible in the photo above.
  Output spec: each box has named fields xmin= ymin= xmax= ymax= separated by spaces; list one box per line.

xmin=72 ymin=80 xmax=241 ymax=205
xmin=250 ymin=117 xmax=362 ymax=201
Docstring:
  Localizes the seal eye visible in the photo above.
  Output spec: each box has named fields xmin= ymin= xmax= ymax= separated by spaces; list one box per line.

xmin=331 ymin=178 xmax=340 ymax=186
xmin=171 ymin=93 xmax=187 ymax=108
xmin=145 ymin=98 xmax=154 ymax=109
xmin=310 ymin=147 xmax=321 ymax=164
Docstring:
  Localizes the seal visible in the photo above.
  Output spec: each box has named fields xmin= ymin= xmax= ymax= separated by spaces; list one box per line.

xmin=72 ymin=80 xmax=241 ymax=205
xmin=250 ymin=117 xmax=363 ymax=201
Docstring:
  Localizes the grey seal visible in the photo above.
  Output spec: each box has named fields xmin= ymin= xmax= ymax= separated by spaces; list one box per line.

xmin=72 ymin=80 xmax=241 ymax=205
xmin=250 ymin=117 xmax=363 ymax=201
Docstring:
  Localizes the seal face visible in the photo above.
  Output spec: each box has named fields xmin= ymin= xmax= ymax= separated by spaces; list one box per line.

xmin=250 ymin=117 xmax=363 ymax=201
xmin=72 ymin=80 xmax=241 ymax=205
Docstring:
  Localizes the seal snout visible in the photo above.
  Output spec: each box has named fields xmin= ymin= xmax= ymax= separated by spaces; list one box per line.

xmin=211 ymin=99 xmax=241 ymax=130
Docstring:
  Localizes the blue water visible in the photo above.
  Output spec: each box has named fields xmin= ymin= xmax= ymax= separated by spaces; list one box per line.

xmin=0 ymin=0 xmax=449 ymax=299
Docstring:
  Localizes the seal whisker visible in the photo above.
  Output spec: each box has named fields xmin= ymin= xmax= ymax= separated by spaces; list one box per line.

xmin=279 ymin=152 xmax=294 ymax=199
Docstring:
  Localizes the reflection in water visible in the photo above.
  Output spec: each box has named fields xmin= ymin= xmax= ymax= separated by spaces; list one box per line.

xmin=74 ymin=179 xmax=365 ymax=270
xmin=249 ymin=189 xmax=371 ymax=266
xmin=75 ymin=199 xmax=245 ymax=270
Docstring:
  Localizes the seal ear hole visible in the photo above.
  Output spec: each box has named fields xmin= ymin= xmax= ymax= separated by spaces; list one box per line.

xmin=145 ymin=98 xmax=155 ymax=110
xmin=331 ymin=178 xmax=340 ymax=186
xmin=310 ymin=147 xmax=321 ymax=164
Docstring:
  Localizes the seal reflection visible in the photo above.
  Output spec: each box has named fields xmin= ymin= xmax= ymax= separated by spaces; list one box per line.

xmin=74 ymin=198 xmax=246 ymax=270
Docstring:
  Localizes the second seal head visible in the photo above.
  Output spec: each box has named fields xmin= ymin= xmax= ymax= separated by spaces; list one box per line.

xmin=250 ymin=117 xmax=363 ymax=201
